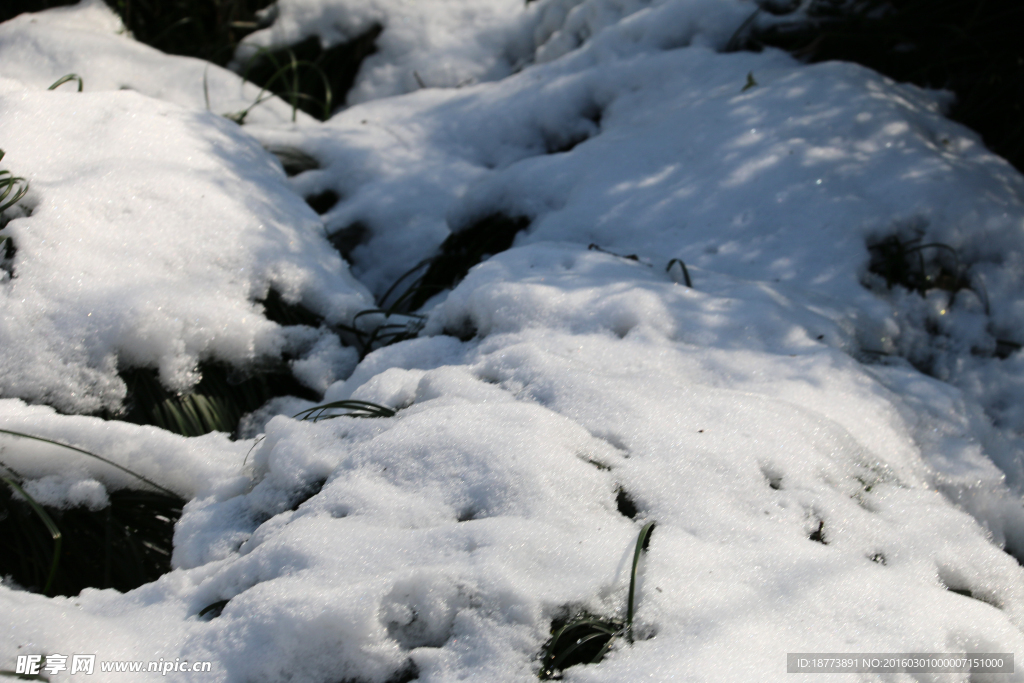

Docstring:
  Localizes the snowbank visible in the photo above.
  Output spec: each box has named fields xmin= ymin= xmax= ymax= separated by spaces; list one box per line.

xmin=0 ymin=0 xmax=315 ymax=125
xmin=1 ymin=0 xmax=1023 ymax=681
xmin=0 ymin=78 xmax=370 ymax=414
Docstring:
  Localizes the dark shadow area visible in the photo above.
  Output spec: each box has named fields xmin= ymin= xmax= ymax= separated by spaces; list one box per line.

xmin=0 ymin=0 xmax=77 ymax=24
xmin=119 ymin=361 xmax=318 ymax=438
xmin=265 ymin=146 xmax=321 ymax=177
xmin=306 ymin=189 xmax=340 ymax=215
xmin=808 ymin=519 xmax=827 ymax=544
xmin=0 ymin=484 xmax=183 ymax=596
xmin=616 ymin=487 xmax=638 ymax=519
xmin=289 ymin=477 xmax=327 ymax=512
xmin=260 ymin=288 xmax=324 ymax=328
xmin=741 ymin=0 xmax=1024 ymax=171
xmin=239 ymin=24 xmax=383 ymax=120
xmin=867 ymin=234 xmax=969 ymax=297
xmin=329 ymin=221 xmax=371 ymax=262
xmin=941 ymin=581 xmax=1001 ymax=609
xmin=406 ymin=214 xmax=531 ymax=312
xmin=102 ymin=0 xmax=275 ymax=66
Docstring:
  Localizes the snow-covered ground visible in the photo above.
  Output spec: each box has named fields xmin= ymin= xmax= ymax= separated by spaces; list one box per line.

xmin=1 ymin=0 xmax=1023 ymax=681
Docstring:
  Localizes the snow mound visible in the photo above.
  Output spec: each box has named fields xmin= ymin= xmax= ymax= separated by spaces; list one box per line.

xmin=0 ymin=0 xmax=313 ymax=125
xmin=5 ymin=248 xmax=1024 ymax=681
xmin=0 ymin=400 xmax=247 ymax=499
xmin=1 ymin=0 xmax=1024 ymax=681
xmin=250 ymin=24 xmax=1024 ymax=471
xmin=236 ymin=0 xmax=527 ymax=105
xmin=0 ymin=82 xmax=370 ymax=414
xmin=237 ymin=0 xmax=756 ymax=105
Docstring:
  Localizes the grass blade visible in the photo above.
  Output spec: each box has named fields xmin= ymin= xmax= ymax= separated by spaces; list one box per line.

xmin=539 ymin=521 xmax=656 ymax=678
xmin=292 ymin=400 xmax=395 ymax=422
xmin=666 ymin=259 xmax=692 ymax=287
xmin=0 ymin=428 xmax=175 ymax=497
xmin=48 ymin=74 xmax=83 ymax=92
xmin=627 ymin=520 xmax=656 ymax=643
xmin=1 ymin=475 xmax=61 ymax=596
xmin=0 ymin=149 xmax=29 ymax=215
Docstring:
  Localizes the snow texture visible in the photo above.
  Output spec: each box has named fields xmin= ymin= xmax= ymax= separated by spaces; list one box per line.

xmin=2 ymin=0 xmax=1024 ymax=681
xmin=0 ymin=0 xmax=315 ymax=124
xmin=0 ymin=70 xmax=370 ymax=413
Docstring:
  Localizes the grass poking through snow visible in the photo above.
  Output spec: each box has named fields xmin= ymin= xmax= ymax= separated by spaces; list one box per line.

xmin=293 ymin=399 xmax=396 ymax=422
xmin=539 ymin=521 xmax=656 ymax=679
xmin=0 ymin=430 xmax=183 ymax=596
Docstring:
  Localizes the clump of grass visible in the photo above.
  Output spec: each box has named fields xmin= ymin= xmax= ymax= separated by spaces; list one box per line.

xmin=233 ymin=25 xmax=382 ymax=121
xmin=0 ymin=149 xmax=29 ymax=276
xmin=335 ymin=308 xmax=426 ymax=360
xmin=227 ymin=45 xmax=333 ymax=123
xmin=867 ymin=234 xmax=970 ymax=297
xmin=864 ymin=231 xmax=1024 ymax=362
xmin=120 ymin=362 xmax=319 ymax=438
xmin=0 ymin=470 xmax=61 ymax=595
xmin=0 ymin=430 xmax=183 ymax=596
xmin=539 ymin=521 xmax=656 ymax=680
xmin=315 ymin=259 xmax=433 ymax=359
xmin=0 ymin=150 xmax=29 ymax=216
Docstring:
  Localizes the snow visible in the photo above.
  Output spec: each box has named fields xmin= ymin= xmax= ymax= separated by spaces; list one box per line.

xmin=2 ymin=0 xmax=1024 ymax=681
xmin=0 ymin=0 xmax=314 ymax=125
xmin=0 ymin=75 xmax=369 ymax=413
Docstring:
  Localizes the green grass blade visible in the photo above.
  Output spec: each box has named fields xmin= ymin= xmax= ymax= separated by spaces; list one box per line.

xmin=1 ymin=476 xmax=62 ymax=595
xmin=627 ymin=520 xmax=656 ymax=643
xmin=48 ymin=73 xmax=83 ymax=92
xmin=292 ymin=400 xmax=395 ymax=422
xmin=0 ymin=154 xmax=29 ymax=214
xmin=666 ymin=258 xmax=692 ymax=287
xmin=233 ymin=46 xmax=333 ymax=123
xmin=203 ymin=66 xmax=211 ymax=111
xmin=0 ymin=428 xmax=175 ymax=497
xmin=198 ymin=598 xmax=230 ymax=619
xmin=378 ymin=258 xmax=432 ymax=311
